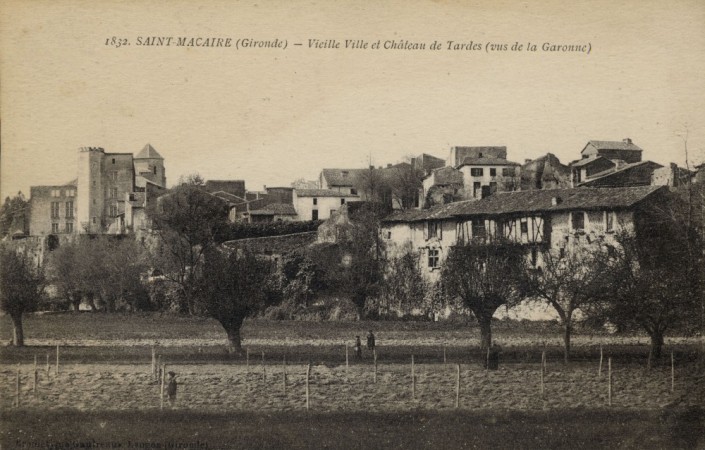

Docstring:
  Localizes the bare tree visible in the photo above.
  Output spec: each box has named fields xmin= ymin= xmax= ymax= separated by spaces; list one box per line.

xmin=0 ymin=247 xmax=44 ymax=346
xmin=195 ymin=248 xmax=272 ymax=354
xmin=529 ymin=245 xmax=607 ymax=363
xmin=441 ymin=240 xmax=530 ymax=349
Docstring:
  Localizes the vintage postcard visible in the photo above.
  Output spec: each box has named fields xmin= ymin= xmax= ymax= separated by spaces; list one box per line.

xmin=1 ymin=0 xmax=704 ymax=448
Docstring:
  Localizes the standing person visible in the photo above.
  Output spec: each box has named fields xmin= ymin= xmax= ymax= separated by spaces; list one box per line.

xmin=166 ymin=371 xmax=177 ymax=407
xmin=367 ymin=331 xmax=376 ymax=353
xmin=355 ymin=336 xmax=362 ymax=360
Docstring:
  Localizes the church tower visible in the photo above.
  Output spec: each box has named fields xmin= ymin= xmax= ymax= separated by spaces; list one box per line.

xmin=133 ymin=143 xmax=166 ymax=187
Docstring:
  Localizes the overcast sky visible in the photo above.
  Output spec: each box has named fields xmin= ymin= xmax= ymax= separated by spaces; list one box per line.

xmin=2 ymin=0 xmax=704 ymax=198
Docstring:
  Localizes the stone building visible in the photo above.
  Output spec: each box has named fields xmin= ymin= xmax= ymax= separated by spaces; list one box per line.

xmin=29 ymin=144 xmax=167 ymax=236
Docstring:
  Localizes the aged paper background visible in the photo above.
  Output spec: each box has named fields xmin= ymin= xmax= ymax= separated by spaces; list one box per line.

xmin=1 ymin=0 xmax=704 ymax=196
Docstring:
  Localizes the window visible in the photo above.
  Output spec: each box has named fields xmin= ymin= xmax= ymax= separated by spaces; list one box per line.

xmin=110 ymin=187 xmax=118 ymax=199
xmin=66 ymin=222 xmax=73 ymax=233
xmin=489 ymin=182 xmax=498 ymax=194
xmin=490 ymin=168 xmax=497 ymax=177
xmin=51 ymin=189 xmax=61 ymax=197
xmin=51 ymin=202 xmax=60 ymax=218
xmin=65 ymin=201 xmax=74 ymax=218
xmin=470 ymin=168 xmax=483 ymax=177
xmin=51 ymin=223 xmax=59 ymax=233
xmin=110 ymin=171 xmax=118 ymax=181
xmin=531 ymin=247 xmax=538 ymax=267
xmin=342 ymin=171 xmax=349 ymax=178
xmin=428 ymin=248 xmax=440 ymax=269
xmin=313 ymin=198 xmax=318 ymax=205
xmin=520 ymin=219 xmax=528 ymax=235
xmin=312 ymin=210 xmax=318 ymax=220
xmin=571 ymin=212 xmax=585 ymax=231
xmin=386 ymin=231 xmax=392 ymax=239
xmin=502 ymin=168 xmax=515 ymax=177
xmin=109 ymin=204 xmax=118 ymax=217
xmin=427 ymin=221 xmax=440 ymax=239
xmin=92 ymin=217 xmax=97 ymax=224
xmin=472 ymin=220 xmax=486 ymax=239
xmin=350 ymin=188 xmax=358 ymax=195
xmin=605 ymin=211 xmax=614 ymax=232
xmin=559 ymin=247 xmax=565 ymax=259
xmin=112 ymin=158 xmax=116 ymax=164
xmin=473 ymin=182 xmax=481 ymax=198
xmin=341 ymin=198 xmax=346 ymax=205
xmin=153 ymin=166 xmax=157 ymax=175
xmin=66 ymin=189 xmax=75 ymax=197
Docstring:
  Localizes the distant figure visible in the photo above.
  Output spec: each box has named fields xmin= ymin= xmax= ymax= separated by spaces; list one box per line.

xmin=355 ymin=336 xmax=362 ymax=360
xmin=166 ymin=371 xmax=177 ymax=406
xmin=367 ymin=331 xmax=376 ymax=352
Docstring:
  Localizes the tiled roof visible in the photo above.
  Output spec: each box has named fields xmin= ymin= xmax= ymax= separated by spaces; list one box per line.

xmin=382 ymin=186 xmax=665 ymax=223
xmin=571 ymin=156 xmax=616 ymax=168
xmin=321 ymin=168 xmax=367 ymax=187
xmin=296 ymin=189 xmax=359 ymax=198
xmin=587 ymin=140 xmax=643 ymax=152
xmin=458 ymin=157 xmax=521 ymax=167
xmin=135 ymin=143 xmax=163 ymax=159
xmin=249 ymin=203 xmax=298 ymax=216
xmin=579 ymin=161 xmax=663 ymax=186
xmin=428 ymin=166 xmax=463 ymax=185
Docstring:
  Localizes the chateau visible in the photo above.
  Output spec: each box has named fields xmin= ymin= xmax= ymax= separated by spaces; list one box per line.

xmin=29 ymin=144 xmax=167 ymax=236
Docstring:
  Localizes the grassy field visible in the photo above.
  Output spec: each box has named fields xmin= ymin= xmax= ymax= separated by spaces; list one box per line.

xmin=1 ymin=313 xmax=703 ymax=449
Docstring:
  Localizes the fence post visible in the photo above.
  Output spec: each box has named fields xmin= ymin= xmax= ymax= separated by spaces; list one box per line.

xmin=345 ymin=344 xmax=349 ymax=370
xmin=262 ymin=351 xmax=266 ymax=382
xmin=443 ymin=344 xmax=447 ymax=364
xmin=411 ymin=355 xmax=416 ymax=399
xmin=151 ymin=346 xmax=156 ymax=378
xmin=486 ymin=347 xmax=490 ymax=371
xmin=246 ymin=348 xmax=250 ymax=368
xmin=46 ymin=353 xmax=50 ymax=376
xmin=282 ymin=356 xmax=287 ymax=395
xmin=598 ymin=345 xmax=603 ymax=378
xmin=305 ymin=363 xmax=311 ymax=411
xmin=455 ymin=364 xmax=460 ymax=408
xmin=56 ymin=345 xmax=60 ymax=376
xmin=15 ymin=366 xmax=20 ymax=408
xmin=671 ymin=351 xmax=675 ymax=393
xmin=160 ymin=363 xmax=166 ymax=410
xmin=608 ymin=357 xmax=612 ymax=406
xmin=373 ymin=350 xmax=377 ymax=384
xmin=540 ymin=351 xmax=545 ymax=396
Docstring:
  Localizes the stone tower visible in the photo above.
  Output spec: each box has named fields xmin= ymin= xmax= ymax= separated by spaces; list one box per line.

xmin=77 ymin=146 xmax=105 ymax=233
xmin=133 ymin=143 xmax=166 ymax=187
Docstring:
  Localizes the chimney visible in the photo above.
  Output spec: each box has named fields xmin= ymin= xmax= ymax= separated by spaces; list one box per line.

xmin=551 ymin=196 xmax=562 ymax=206
xmin=369 ymin=165 xmax=374 ymax=170
xmin=525 ymin=159 xmax=532 ymax=164
xmin=387 ymin=164 xmax=392 ymax=168
xmin=623 ymin=138 xmax=632 ymax=144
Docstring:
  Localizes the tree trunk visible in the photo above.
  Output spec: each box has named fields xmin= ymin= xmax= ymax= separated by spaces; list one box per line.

xmin=87 ymin=292 xmax=98 ymax=311
xmin=11 ymin=314 xmax=24 ymax=347
xmin=563 ymin=322 xmax=572 ymax=364
xmin=70 ymin=293 xmax=81 ymax=312
xmin=221 ymin=318 xmax=245 ymax=356
xmin=649 ymin=330 xmax=664 ymax=361
xmin=478 ymin=314 xmax=492 ymax=350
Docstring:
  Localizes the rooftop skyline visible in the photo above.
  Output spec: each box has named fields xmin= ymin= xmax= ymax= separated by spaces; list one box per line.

xmin=2 ymin=0 xmax=704 ymax=198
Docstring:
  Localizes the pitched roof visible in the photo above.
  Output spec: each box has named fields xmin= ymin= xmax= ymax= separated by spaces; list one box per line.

xmin=579 ymin=161 xmax=663 ymax=187
xmin=321 ymin=168 xmax=366 ymax=187
xmin=583 ymin=140 xmax=643 ymax=154
xmin=459 ymin=157 xmax=521 ymax=167
xmin=428 ymin=166 xmax=463 ymax=185
xmin=570 ymin=156 xmax=614 ymax=168
xmin=382 ymin=186 xmax=665 ymax=223
xmin=135 ymin=143 xmax=163 ymax=159
xmin=249 ymin=203 xmax=298 ymax=216
xmin=296 ymin=189 xmax=359 ymax=198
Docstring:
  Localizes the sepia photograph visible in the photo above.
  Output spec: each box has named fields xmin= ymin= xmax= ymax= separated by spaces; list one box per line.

xmin=1 ymin=0 xmax=704 ymax=448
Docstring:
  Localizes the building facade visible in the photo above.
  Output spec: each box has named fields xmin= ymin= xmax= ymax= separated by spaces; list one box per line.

xmin=29 ymin=144 xmax=166 ymax=236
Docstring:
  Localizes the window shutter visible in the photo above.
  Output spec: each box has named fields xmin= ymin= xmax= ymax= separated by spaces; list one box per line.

xmin=438 ymin=222 xmax=443 ymax=240
xmin=423 ymin=221 xmax=429 ymax=241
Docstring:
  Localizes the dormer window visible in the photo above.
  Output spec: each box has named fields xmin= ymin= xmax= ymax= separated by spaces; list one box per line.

xmin=342 ymin=171 xmax=349 ymax=178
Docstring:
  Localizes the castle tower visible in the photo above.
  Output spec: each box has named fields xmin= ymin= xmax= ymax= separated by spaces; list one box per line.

xmin=133 ymin=143 xmax=166 ymax=187
xmin=76 ymin=146 xmax=105 ymax=233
